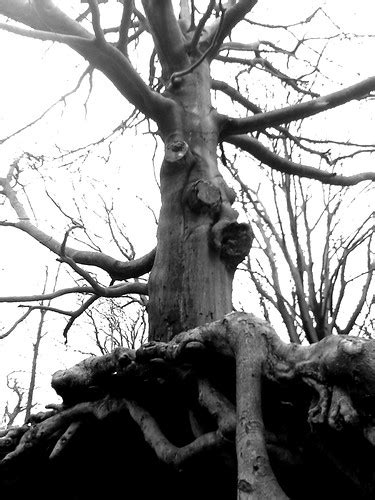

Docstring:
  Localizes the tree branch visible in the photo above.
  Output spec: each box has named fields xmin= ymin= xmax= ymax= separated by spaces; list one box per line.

xmin=87 ymin=0 xmax=106 ymax=44
xmin=189 ymin=0 xmax=215 ymax=53
xmin=226 ymin=135 xmax=375 ymax=186
xmin=212 ymin=78 xmax=262 ymax=114
xmin=0 ymin=1 xmax=169 ymax=122
xmin=206 ymin=0 xmax=257 ymax=58
xmin=218 ymin=41 xmax=260 ymax=52
xmin=63 ymin=295 xmax=99 ymax=340
xmin=169 ymin=9 xmax=225 ymax=86
xmin=178 ymin=0 xmax=191 ymax=31
xmin=0 ymin=167 xmax=155 ymax=279
xmin=141 ymin=0 xmax=190 ymax=76
xmin=2 ymin=218 xmax=155 ymax=280
xmin=117 ymin=0 xmax=134 ymax=55
xmin=340 ymin=269 xmax=374 ymax=336
xmin=230 ymin=167 xmax=318 ymax=342
xmin=0 ymin=309 xmax=33 ymax=340
xmin=0 ymin=21 xmax=93 ymax=50
xmin=221 ymin=76 xmax=375 ymax=136
xmin=215 ymin=53 xmax=319 ymax=97
xmin=0 ymin=282 xmax=148 ymax=303
xmin=0 ymin=0 xmax=91 ymax=37
xmin=212 ymin=79 xmax=337 ymax=159
xmin=1 ymin=66 xmax=92 ymax=145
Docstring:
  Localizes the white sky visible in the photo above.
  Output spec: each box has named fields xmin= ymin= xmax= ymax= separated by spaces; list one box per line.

xmin=0 ymin=0 xmax=374 ymax=423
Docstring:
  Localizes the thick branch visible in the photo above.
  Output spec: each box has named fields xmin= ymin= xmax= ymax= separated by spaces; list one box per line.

xmin=221 ymin=76 xmax=375 ymax=136
xmin=179 ymin=0 xmax=190 ymax=29
xmin=169 ymin=10 xmax=226 ymax=86
xmin=0 ymin=0 xmax=91 ymax=37
xmin=207 ymin=0 xmax=257 ymax=57
xmin=213 ymin=79 xmax=335 ymax=159
xmin=0 ymin=172 xmax=155 ymax=278
xmin=3 ymin=219 xmax=155 ymax=279
xmin=141 ymin=0 xmax=190 ymax=76
xmin=226 ymin=135 xmax=375 ymax=186
xmin=189 ymin=0 xmax=215 ymax=53
xmin=0 ymin=1 xmax=169 ymax=122
xmin=0 ymin=22 xmax=92 ymax=45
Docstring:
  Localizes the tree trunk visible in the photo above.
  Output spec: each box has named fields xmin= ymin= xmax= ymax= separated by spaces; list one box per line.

xmin=148 ymin=61 xmax=252 ymax=341
xmin=24 ymin=310 xmax=45 ymax=422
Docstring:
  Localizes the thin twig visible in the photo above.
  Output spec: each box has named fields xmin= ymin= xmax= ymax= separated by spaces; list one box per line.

xmin=0 ymin=309 xmax=33 ymax=340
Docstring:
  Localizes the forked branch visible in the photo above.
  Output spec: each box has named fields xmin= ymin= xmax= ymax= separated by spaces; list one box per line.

xmin=0 ymin=0 xmax=169 ymax=121
xmin=206 ymin=0 xmax=258 ymax=57
xmin=141 ymin=0 xmax=190 ymax=76
xmin=0 ymin=168 xmax=155 ymax=280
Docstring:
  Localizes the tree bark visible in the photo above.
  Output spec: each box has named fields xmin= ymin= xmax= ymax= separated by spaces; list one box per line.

xmin=148 ymin=61 xmax=252 ymax=341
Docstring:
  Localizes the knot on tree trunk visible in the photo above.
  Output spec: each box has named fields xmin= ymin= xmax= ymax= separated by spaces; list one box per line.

xmin=186 ymin=179 xmax=222 ymax=215
xmin=164 ymin=140 xmax=189 ymax=163
xmin=211 ymin=221 xmax=254 ymax=269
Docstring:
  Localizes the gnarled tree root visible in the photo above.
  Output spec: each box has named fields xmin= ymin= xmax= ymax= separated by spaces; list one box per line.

xmin=2 ymin=312 xmax=375 ymax=499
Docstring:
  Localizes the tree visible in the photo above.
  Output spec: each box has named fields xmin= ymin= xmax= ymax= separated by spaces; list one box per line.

xmin=0 ymin=1 xmax=375 ymax=499
xmin=1 ymin=375 xmax=26 ymax=428
xmin=232 ymin=167 xmax=374 ymax=343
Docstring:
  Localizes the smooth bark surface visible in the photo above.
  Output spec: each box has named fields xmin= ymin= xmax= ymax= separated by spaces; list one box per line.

xmin=148 ymin=61 xmax=252 ymax=340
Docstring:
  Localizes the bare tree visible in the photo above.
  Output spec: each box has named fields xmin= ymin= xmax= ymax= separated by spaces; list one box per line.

xmin=229 ymin=160 xmax=374 ymax=344
xmin=86 ymin=297 xmax=148 ymax=353
xmin=1 ymin=374 xmax=26 ymax=428
xmin=0 ymin=2 xmax=375 ymax=499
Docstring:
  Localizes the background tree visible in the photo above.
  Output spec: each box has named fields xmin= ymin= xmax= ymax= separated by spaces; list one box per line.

xmin=1 ymin=375 xmax=26 ymax=428
xmin=0 ymin=1 xmax=375 ymax=499
xmin=229 ymin=160 xmax=374 ymax=344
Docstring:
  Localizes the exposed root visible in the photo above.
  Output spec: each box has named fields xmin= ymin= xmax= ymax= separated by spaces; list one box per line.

xmin=126 ymin=399 xmax=226 ymax=467
xmin=2 ymin=312 xmax=375 ymax=498
xmin=197 ymin=378 xmax=236 ymax=439
xmin=49 ymin=421 xmax=83 ymax=459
